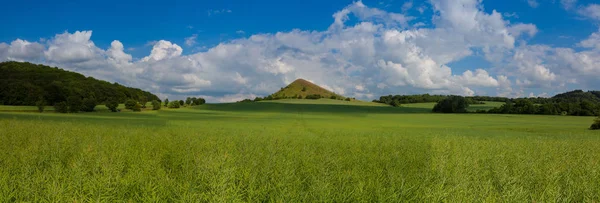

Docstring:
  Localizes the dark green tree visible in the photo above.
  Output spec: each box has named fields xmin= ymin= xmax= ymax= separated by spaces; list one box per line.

xmin=67 ymin=96 xmax=82 ymax=113
xmin=168 ymin=101 xmax=181 ymax=108
xmin=125 ymin=99 xmax=137 ymax=110
xmin=591 ymin=117 xmax=600 ymax=130
xmin=164 ymin=98 xmax=169 ymax=107
xmin=54 ymin=101 xmax=68 ymax=113
xmin=36 ymin=99 xmax=46 ymax=113
xmin=185 ymin=97 xmax=192 ymax=106
xmin=105 ymin=99 xmax=119 ymax=112
xmin=132 ymin=103 xmax=142 ymax=112
xmin=151 ymin=100 xmax=161 ymax=110
xmin=179 ymin=100 xmax=184 ymax=106
xmin=81 ymin=97 xmax=97 ymax=112
xmin=432 ymin=96 xmax=469 ymax=113
xmin=139 ymin=96 xmax=148 ymax=108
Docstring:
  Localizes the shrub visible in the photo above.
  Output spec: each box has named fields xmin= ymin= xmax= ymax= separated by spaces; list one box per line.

xmin=36 ymin=100 xmax=46 ymax=113
xmin=81 ymin=98 xmax=97 ymax=112
xmin=105 ymin=99 xmax=119 ymax=112
xmin=132 ymin=103 xmax=142 ymax=112
xmin=432 ymin=96 xmax=469 ymax=113
xmin=125 ymin=99 xmax=137 ymax=110
xmin=67 ymin=96 xmax=82 ymax=113
xmin=151 ymin=100 xmax=161 ymax=110
xmin=305 ymin=94 xmax=322 ymax=99
xmin=391 ymin=100 xmax=401 ymax=107
xmin=168 ymin=101 xmax=181 ymax=108
xmin=302 ymin=87 xmax=307 ymax=92
xmin=591 ymin=117 xmax=600 ymax=130
xmin=345 ymin=98 xmax=351 ymax=101
xmin=54 ymin=101 xmax=68 ymax=113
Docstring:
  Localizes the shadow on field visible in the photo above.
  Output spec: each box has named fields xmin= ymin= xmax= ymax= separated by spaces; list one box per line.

xmin=199 ymin=102 xmax=432 ymax=114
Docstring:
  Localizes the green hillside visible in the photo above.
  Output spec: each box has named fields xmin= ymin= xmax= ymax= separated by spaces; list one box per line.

xmin=0 ymin=61 xmax=159 ymax=105
xmin=269 ymin=79 xmax=344 ymax=99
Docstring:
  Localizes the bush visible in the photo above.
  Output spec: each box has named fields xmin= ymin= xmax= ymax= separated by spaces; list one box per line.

xmin=81 ymin=98 xmax=97 ymax=112
xmin=132 ymin=103 xmax=142 ymax=112
xmin=36 ymin=100 xmax=46 ymax=113
xmin=125 ymin=99 xmax=137 ymax=110
xmin=345 ymin=98 xmax=351 ymax=101
xmin=305 ymin=94 xmax=322 ymax=99
xmin=168 ymin=101 xmax=181 ymax=108
xmin=54 ymin=102 xmax=68 ymax=113
xmin=432 ymin=96 xmax=469 ymax=113
xmin=105 ymin=99 xmax=119 ymax=112
xmin=67 ymin=96 xmax=82 ymax=113
xmin=151 ymin=100 xmax=161 ymax=110
xmin=591 ymin=117 xmax=600 ymax=130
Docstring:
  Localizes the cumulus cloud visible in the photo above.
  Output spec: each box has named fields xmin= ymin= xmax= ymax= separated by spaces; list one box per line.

xmin=2 ymin=0 xmax=599 ymax=101
xmin=0 ymin=39 xmax=45 ymax=61
xmin=141 ymin=40 xmax=183 ymax=62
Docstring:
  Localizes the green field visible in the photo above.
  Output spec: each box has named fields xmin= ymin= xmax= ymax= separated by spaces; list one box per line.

xmin=1 ymin=100 xmax=599 ymax=202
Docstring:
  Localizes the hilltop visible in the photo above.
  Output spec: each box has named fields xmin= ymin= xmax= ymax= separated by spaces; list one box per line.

xmin=269 ymin=79 xmax=345 ymax=99
xmin=0 ymin=61 xmax=159 ymax=105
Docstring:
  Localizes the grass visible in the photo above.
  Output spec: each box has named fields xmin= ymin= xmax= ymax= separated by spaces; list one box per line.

xmin=0 ymin=100 xmax=599 ymax=202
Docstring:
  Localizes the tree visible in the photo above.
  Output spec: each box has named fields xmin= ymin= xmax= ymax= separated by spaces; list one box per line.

xmin=164 ymin=98 xmax=169 ymax=107
xmin=36 ymin=100 xmax=46 ymax=113
xmin=81 ymin=97 xmax=97 ymax=112
xmin=54 ymin=101 xmax=68 ymax=113
xmin=168 ymin=101 xmax=180 ymax=108
xmin=151 ymin=100 xmax=161 ymax=110
xmin=432 ymin=96 xmax=469 ymax=113
xmin=132 ymin=102 xmax=142 ymax=112
xmin=139 ymin=96 xmax=148 ymax=108
xmin=125 ymin=99 xmax=137 ymax=110
xmin=67 ymin=96 xmax=82 ymax=113
xmin=591 ymin=117 xmax=600 ymax=130
xmin=105 ymin=99 xmax=119 ymax=112
xmin=302 ymin=86 xmax=307 ymax=92
xmin=179 ymin=100 xmax=184 ymax=106
xmin=185 ymin=97 xmax=192 ymax=106
xmin=195 ymin=98 xmax=206 ymax=105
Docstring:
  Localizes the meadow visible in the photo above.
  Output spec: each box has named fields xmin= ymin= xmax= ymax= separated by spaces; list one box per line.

xmin=0 ymin=100 xmax=599 ymax=202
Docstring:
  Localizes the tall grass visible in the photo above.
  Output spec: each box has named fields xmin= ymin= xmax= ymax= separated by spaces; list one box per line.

xmin=0 ymin=104 xmax=599 ymax=201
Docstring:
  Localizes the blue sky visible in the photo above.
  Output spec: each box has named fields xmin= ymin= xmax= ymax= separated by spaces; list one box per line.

xmin=1 ymin=0 xmax=600 ymax=102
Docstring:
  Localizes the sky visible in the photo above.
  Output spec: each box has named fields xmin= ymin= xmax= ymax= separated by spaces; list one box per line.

xmin=1 ymin=0 xmax=600 ymax=102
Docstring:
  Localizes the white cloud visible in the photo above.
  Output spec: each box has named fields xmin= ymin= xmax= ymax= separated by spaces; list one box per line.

xmin=236 ymin=30 xmax=245 ymax=35
xmin=578 ymin=4 xmax=600 ymax=20
xmin=578 ymin=28 xmax=600 ymax=49
xmin=0 ymin=39 xmax=45 ymax=61
xmin=185 ymin=34 xmax=197 ymax=46
xmin=45 ymin=31 xmax=103 ymax=64
xmin=141 ymin=40 xmax=182 ymax=62
xmin=207 ymin=9 xmax=232 ymax=16
xmin=508 ymin=23 xmax=538 ymax=38
xmin=402 ymin=1 xmax=413 ymax=12
xmin=527 ymin=0 xmax=539 ymax=8
xmin=561 ymin=0 xmax=577 ymax=10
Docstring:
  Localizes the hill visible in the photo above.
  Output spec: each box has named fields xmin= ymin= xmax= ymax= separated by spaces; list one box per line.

xmin=269 ymin=79 xmax=344 ymax=99
xmin=0 ymin=61 xmax=159 ymax=105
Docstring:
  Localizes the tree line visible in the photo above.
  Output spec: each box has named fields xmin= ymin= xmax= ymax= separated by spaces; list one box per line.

xmin=423 ymin=90 xmax=600 ymax=116
xmin=0 ymin=61 xmax=160 ymax=110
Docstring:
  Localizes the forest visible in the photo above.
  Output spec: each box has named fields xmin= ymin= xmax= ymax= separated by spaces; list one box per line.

xmin=376 ymin=90 xmax=600 ymax=116
xmin=0 ymin=61 xmax=159 ymax=106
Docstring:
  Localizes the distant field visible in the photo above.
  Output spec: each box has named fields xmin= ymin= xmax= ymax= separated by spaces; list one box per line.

xmin=0 ymin=101 xmax=599 ymax=202
xmin=401 ymin=101 xmax=504 ymax=112
xmin=260 ymin=98 xmax=388 ymax=106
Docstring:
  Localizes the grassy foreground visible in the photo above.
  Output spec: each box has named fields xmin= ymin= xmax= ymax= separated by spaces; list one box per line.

xmin=0 ymin=101 xmax=599 ymax=202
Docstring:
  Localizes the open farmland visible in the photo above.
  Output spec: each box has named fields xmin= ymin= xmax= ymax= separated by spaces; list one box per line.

xmin=1 ymin=100 xmax=599 ymax=202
